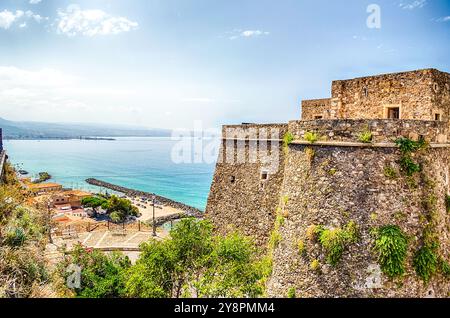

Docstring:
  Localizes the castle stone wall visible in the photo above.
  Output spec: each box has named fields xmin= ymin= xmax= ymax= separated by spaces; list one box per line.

xmin=301 ymin=99 xmax=332 ymax=120
xmin=206 ymin=124 xmax=288 ymax=247
xmin=289 ymin=119 xmax=449 ymax=144
xmin=267 ymin=144 xmax=450 ymax=297
xmin=301 ymin=69 xmax=450 ymax=121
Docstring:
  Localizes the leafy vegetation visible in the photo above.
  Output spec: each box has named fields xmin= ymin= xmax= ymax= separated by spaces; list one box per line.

xmin=440 ymin=258 xmax=450 ymax=278
xmin=358 ymin=130 xmax=373 ymax=143
xmin=315 ymin=221 xmax=359 ymax=266
xmin=0 ymin=162 xmax=51 ymax=297
xmin=310 ymin=259 xmax=320 ymax=272
xmin=287 ymin=287 xmax=296 ymax=298
xmin=304 ymin=131 xmax=319 ymax=144
xmin=383 ymin=165 xmax=398 ymax=179
xmin=59 ymin=244 xmax=131 ymax=298
xmin=446 ymin=195 xmax=450 ymax=214
xmin=33 ymin=172 xmax=51 ymax=184
xmin=282 ymin=132 xmax=294 ymax=154
xmin=373 ymin=225 xmax=408 ymax=278
xmin=395 ymin=137 xmax=427 ymax=177
xmin=59 ymin=218 xmax=264 ymax=298
xmin=413 ymin=245 xmax=438 ymax=283
xmin=82 ymin=195 xmax=139 ymax=222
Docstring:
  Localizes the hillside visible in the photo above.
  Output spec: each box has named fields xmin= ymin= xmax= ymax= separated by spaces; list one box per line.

xmin=0 ymin=118 xmax=172 ymax=140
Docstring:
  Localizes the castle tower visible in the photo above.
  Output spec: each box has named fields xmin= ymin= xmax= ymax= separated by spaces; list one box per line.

xmin=206 ymin=69 xmax=450 ymax=298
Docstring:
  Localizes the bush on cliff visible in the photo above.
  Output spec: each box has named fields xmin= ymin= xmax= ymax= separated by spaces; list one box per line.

xmin=0 ymin=162 xmax=52 ymax=297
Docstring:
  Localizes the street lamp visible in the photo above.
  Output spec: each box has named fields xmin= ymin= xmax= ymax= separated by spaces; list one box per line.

xmin=152 ymin=195 xmax=156 ymax=237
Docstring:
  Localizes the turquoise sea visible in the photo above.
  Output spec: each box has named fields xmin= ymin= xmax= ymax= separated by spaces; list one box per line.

xmin=3 ymin=137 xmax=217 ymax=211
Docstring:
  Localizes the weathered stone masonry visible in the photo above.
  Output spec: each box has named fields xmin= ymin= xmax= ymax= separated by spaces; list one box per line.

xmin=206 ymin=69 xmax=450 ymax=297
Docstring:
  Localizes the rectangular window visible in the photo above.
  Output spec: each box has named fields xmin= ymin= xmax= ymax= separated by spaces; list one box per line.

xmin=314 ymin=115 xmax=323 ymax=120
xmin=387 ymin=107 xmax=400 ymax=119
xmin=261 ymin=171 xmax=269 ymax=181
xmin=435 ymin=113 xmax=441 ymax=121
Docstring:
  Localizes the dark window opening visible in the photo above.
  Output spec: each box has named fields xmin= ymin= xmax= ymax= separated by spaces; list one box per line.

xmin=314 ymin=115 xmax=323 ymax=120
xmin=261 ymin=171 xmax=269 ymax=181
xmin=229 ymin=176 xmax=236 ymax=183
xmin=387 ymin=107 xmax=400 ymax=119
xmin=435 ymin=113 xmax=441 ymax=121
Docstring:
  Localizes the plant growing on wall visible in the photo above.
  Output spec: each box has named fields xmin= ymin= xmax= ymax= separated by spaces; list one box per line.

xmin=413 ymin=245 xmax=438 ymax=283
xmin=316 ymin=221 xmax=359 ymax=266
xmin=373 ymin=225 xmax=409 ymax=278
xmin=304 ymin=132 xmax=319 ymax=144
xmin=446 ymin=195 xmax=450 ymax=214
xmin=394 ymin=137 xmax=427 ymax=177
xmin=282 ymin=132 xmax=294 ymax=155
xmin=358 ymin=130 xmax=373 ymax=143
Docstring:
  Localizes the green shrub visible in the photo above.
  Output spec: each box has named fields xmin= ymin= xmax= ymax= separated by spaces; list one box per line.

xmin=4 ymin=227 xmax=27 ymax=247
xmin=399 ymin=155 xmax=421 ymax=176
xmin=440 ymin=258 xmax=450 ymax=278
xmin=310 ymin=259 xmax=320 ymax=271
xmin=446 ymin=195 xmax=450 ymax=214
xmin=316 ymin=221 xmax=359 ymax=266
xmin=287 ymin=287 xmax=296 ymax=298
xmin=282 ymin=132 xmax=294 ymax=154
xmin=297 ymin=240 xmax=305 ymax=256
xmin=413 ymin=246 xmax=438 ymax=283
xmin=373 ymin=225 xmax=408 ymax=278
xmin=358 ymin=130 xmax=373 ymax=143
xmin=304 ymin=132 xmax=319 ymax=144
xmin=395 ymin=137 xmax=427 ymax=154
xmin=283 ymin=132 xmax=294 ymax=147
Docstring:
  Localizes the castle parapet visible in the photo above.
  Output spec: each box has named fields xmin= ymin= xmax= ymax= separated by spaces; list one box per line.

xmin=222 ymin=123 xmax=288 ymax=140
xmin=288 ymin=119 xmax=449 ymax=144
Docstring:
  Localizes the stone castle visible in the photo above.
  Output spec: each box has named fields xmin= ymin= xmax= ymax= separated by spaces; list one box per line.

xmin=205 ymin=69 xmax=450 ymax=297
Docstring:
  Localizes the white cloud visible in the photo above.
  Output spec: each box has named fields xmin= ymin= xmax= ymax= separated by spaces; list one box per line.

xmin=0 ymin=9 xmax=46 ymax=29
xmin=436 ymin=16 xmax=450 ymax=22
xmin=29 ymin=0 xmax=42 ymax=4
xmin=399 ymin=0 xmax=427 ymax=10
xmin=56 ymin=4 xmax=138 ymax=37
xmin=0 ymin=10 xmax=23 ymax=29
xmin=228 ymin=29 xmax=270 ymax=40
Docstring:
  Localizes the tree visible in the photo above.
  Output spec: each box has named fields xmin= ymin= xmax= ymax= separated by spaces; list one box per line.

xmin=124 ymin=218 xmax=263 ymax=298
xmin=103 ymin=195 xmax=139 ymax=223
xmin=81 ymin=196 xmax=108 ymax=218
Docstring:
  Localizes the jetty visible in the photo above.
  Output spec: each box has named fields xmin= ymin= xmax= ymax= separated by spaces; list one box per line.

xmin=85 ymin=178 xmax=204 ymax=219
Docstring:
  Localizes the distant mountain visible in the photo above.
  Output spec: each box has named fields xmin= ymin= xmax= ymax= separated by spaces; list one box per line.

xmin=0 ymin=117 xmax=172 ymax=139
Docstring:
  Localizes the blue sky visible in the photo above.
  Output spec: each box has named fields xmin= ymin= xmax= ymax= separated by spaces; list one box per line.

xmin=0 ymin=0 xmax=449 ymax=129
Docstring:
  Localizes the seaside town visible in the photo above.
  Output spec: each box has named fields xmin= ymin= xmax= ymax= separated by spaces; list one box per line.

xmin=0 ymin=131 xmax=203 ymax=263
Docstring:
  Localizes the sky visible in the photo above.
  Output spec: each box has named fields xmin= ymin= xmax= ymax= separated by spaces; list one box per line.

xmin=0 ymin=0 xmax=449 ymax=130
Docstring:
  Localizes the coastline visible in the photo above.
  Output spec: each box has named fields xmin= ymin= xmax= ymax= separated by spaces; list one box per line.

xmin=85 ymin=178 xmax=204 ymax=217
